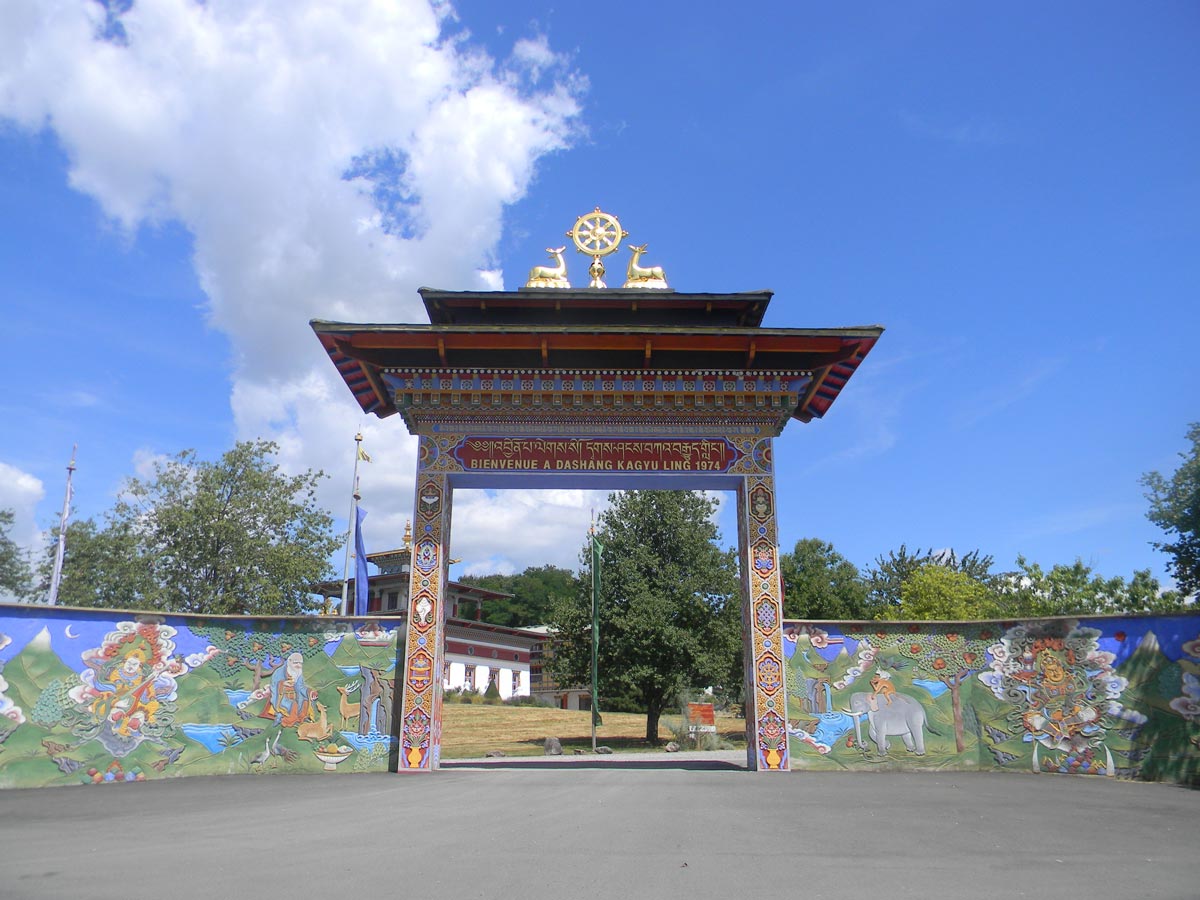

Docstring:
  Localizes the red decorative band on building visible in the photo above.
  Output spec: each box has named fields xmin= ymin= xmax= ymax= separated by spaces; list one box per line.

xmin=445 ymin=640 xmax=528 ymax=663
xmin=451 ymin=437 xmax=744 ymax=473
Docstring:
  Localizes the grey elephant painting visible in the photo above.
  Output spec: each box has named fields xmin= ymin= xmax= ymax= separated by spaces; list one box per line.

xmin=844 ymin=690 xmax=933 ymax=756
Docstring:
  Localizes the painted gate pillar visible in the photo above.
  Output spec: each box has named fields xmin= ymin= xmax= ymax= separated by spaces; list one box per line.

xmin=398 ymin=436 xmax=451 ymax=770
xmin=737 ymin=461 xmax=790 ymax=771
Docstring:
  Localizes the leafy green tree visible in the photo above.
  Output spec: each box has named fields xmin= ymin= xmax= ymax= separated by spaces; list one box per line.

xmin=191 ymin=623 xmax=329 ymax=690
xmin=994 ymin=556 xmax=1185 ymax=617
xmin=35 ymin=441 xmax=339 ymax=615
xmin=0 ymin=509 xmax=31 ymax=598
xmin=33 ymin=517 xmax=156 ymax=607
xmin=547 ymin=491 xmax=741 ymax=743
xmin=865 ymin=545 xmax=997 ymax=617
xmin=779 ymin=538 xmax=868 ymax=620
xmin=880 ymin=563 xmax=999 ymax=621
xmin=1142 ymin=422 xmax=1200 ymax=597
xmin=458 ymin=565 xmax=580 ymax=627
xmin=30 ymin=678 xmax=76 ymax=728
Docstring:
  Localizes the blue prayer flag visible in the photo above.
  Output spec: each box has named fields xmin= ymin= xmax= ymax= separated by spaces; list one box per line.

xmin=354 ymin=506 xmax=369 ymax=616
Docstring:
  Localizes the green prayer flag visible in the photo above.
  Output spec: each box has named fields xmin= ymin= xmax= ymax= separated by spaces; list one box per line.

xmin=591 ymin=532 xmax=603 ymax=728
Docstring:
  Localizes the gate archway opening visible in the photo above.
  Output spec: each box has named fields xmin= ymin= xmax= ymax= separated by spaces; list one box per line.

xmin=436 ymin=482 xmax=742 ymax=754
xmin=313 ymin=218 xmax=881 ymax=771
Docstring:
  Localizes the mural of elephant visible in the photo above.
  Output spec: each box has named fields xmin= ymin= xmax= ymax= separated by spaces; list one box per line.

xmin=844 ymin=691 xmax=932 ymax=755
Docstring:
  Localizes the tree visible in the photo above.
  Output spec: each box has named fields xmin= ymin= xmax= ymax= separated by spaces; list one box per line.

xmin=778 ymin=538 xmax=869 ymax=620
xmin=0 ymin=509 xmax=31 ymax=599
xmin=36 ymin=441 xmax=340 ymax=615
xmin=458 ymin=565 xmax=580 ymax=627
xmin=994 ymin=556 xmax=1185 ymax=617
xmin=547 ymin=491 xmax=741 ymax=743
xmin=865 ymin=545 xmax=997 ymax=617
xmin=847 ymin=623 xmax=993 ymax=754
xmin=883 ymin=563 xmax=999 ymax=621
xmin=32 ymin=517 xmax=156 ymax=607
xmin=191 ymin=622 xmax=329 ymax=691
xmin=1142 ymin=422 xmax=1200 ymax=597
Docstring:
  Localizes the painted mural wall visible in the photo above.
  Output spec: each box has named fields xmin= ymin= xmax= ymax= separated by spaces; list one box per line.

xmin=784 ymin=614 xmax=1200 ymax=785
xmin=0 ymin=603 xmax=400 ymax=789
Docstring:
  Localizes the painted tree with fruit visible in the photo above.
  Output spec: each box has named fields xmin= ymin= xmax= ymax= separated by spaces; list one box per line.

xmin=191 ymin=623 xmax=329 ymax=690
xmin=847 ymin=623 xmax=996 ymax=753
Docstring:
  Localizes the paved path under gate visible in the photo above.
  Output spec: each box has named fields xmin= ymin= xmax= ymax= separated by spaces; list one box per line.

xmin=1 ymin=754 xmax=1196 ymax=899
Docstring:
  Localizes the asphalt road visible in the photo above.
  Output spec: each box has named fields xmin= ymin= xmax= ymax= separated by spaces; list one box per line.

xmin=2 ymin=756 xmax=1196 ymax=899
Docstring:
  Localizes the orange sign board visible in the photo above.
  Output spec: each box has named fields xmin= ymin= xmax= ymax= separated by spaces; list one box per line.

xmin=686 ymin=702 xmax=717 ymax=733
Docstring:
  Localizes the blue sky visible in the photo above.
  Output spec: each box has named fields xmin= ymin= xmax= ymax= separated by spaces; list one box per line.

xmin=1 ymin=1 xmax=1197 ymax=593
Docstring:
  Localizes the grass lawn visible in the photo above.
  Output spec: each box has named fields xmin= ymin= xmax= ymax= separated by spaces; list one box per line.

xmin=441 ymin=703 xmax=746 ymax=758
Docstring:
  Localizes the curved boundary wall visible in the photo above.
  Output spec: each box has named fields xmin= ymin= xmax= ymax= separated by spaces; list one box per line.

xmin=782 ymin=613 xmax=1200 ymax=785
xmin=0 ymin=603 xmax=401 ymax=788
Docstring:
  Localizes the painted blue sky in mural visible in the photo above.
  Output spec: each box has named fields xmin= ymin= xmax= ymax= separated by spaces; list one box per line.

xmin=0 ymin=608 xmax=359 ymax=673
xmin=782 ymin=616 xmax=1200 ymax=668
xmin=1 ymin=2 xmax=1197 ymax=593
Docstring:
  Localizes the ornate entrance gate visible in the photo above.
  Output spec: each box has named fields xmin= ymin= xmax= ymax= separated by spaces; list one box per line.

xmin=313 ymin=211 xmax=881 ymax=771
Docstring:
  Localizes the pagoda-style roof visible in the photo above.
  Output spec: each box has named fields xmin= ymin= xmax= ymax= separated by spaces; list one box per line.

xmin=312 ymin=288 xmax=882 ymax=431
xmin=419 ymin=287 xmax=774 ymax=328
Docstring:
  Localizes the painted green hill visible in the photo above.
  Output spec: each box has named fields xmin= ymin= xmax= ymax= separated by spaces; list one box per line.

xmin=2 ymin=627 xmax=78 ymax=713
xmin=330 ymin=631 xmax=399 ymax=671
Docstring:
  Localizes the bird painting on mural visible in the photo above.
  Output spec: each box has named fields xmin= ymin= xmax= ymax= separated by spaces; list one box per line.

xmin=268 ymin=729 xmax=298 ymax=764
xmin=52 ymin=755 xmax=82 ymax=774
xmin=151 ymin=746 xmax=185 ymax=771
xmin=42 ymin=738 xmax=73 ymax=757
xmin=983 ymin=725 xmax=1011 ymax=745
xmin=248 ymin=735 xmax=271 ymax=771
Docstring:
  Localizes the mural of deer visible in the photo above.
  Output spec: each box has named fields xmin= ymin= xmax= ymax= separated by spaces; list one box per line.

xmin=336 ymin=682 xmax=361 ymax=731
xmin=624 ymin=244 xmax=667 ymax=287
xmin=297 ymin=702 xmax=333 ymax=743
xmin=525 ymin=246 xmax=569 ymax=287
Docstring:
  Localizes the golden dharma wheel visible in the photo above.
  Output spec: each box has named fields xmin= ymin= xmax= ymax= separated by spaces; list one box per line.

xmin=569 ymin=208 xmax=627 ymax=257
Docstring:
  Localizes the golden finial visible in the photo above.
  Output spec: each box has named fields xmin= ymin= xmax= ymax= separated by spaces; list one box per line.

xmin=403 ymin=520 xmax=413 ymax=550
xmin=568 ymin=207 xmax=627 ymax=288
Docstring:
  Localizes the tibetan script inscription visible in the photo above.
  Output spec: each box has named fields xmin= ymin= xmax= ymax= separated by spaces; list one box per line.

xmin=452 ymin=437 xmax=743 ymax=473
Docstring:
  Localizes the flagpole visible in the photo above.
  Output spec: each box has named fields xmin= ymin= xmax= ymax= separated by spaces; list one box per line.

xmin=339 ymin=433 xmax=364 ymax=616
xmin=47 ymin=445 xmax=77 ymax=607
xmin=590 ymin=512 xmax=601 ymax=752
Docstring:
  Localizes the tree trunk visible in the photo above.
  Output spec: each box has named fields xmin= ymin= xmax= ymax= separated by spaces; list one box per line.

xmin=645 ymin=697 xmax=662 ymax=744
xmin=948 ymin=675 xmax=965 ymax=754
xmin=249 ymin=659 xmax=264 ymax=691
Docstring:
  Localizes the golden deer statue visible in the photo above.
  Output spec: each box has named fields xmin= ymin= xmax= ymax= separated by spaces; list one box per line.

xmin=525 ymin=246 xmax=570 ymax=288
xmin=623 ymin=244 xmax=668 ymax=289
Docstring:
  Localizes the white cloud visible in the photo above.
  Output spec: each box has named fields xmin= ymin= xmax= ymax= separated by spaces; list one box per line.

xmin=0 ymin=461 xmax=45 ymax=600
xmin=954 ymin=357 xmax=1065 ymax=430
xmin=0 ymin=462 xmax=45 ymax=552
xmin=510 ymin=35 xmax=560 ymax=82
xmin=1 ymin=0 xmax=584 ymax=573
xmin=897 ymin=109 xmax=1009 ymax=146
xmin=450 ymin=488 xmax=610 ymax=574
xmin=1017 ymin=501 xmax=1145 ymax=542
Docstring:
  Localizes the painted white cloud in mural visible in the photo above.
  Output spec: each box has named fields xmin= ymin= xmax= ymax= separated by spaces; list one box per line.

xmin=0 ymin=672 xmax=25 ymax=726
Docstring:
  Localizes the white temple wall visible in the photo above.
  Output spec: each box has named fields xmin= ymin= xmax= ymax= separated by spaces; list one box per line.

xmin=445 ymin=656 xmax=530 ymax=697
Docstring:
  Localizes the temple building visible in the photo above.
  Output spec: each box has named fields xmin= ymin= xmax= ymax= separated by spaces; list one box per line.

xmin=310 ymin=526 xmax=540 ymax=701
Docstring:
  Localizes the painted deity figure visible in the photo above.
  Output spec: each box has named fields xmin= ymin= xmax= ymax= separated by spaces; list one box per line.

xmin=261 ymin=652 xmax=310 ymax=727
xmin=91 ymin=649 xmax=167 ymax=737
xmin=1021 ymin=648 xmax=1099 ymax=751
